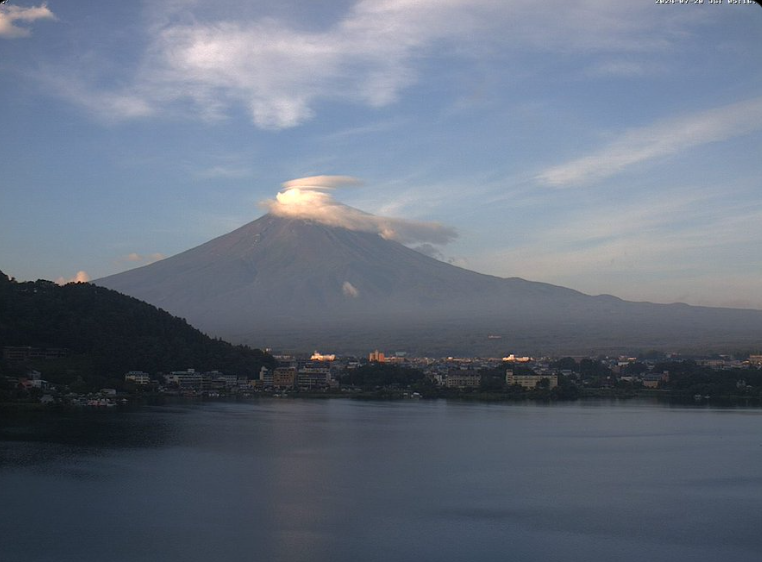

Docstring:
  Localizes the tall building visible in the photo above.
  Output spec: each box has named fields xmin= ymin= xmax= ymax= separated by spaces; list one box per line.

xmin=272 ymin=367 xmax=297 ymax=389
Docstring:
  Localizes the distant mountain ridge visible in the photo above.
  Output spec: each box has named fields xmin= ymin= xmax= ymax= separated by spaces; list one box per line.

xmin=96 ymin=214 xmax=762 ymax=355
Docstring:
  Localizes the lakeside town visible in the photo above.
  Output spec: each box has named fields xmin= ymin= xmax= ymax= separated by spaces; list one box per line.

xmin=4 ymin=345 xmax=762 ymax=409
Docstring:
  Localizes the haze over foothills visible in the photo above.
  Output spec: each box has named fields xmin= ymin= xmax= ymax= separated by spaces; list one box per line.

xmin=2 ymin=1 xmax=761 ymax=311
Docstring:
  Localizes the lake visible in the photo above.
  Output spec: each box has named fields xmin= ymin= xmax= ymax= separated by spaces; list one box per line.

xmin=1 ymin=399 xmax=761 ymax=562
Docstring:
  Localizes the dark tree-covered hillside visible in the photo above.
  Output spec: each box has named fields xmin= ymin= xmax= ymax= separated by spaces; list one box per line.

xmin=0 ymin=271 xmax=275 ymax=386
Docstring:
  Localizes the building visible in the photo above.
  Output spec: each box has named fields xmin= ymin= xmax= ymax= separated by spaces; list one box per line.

xmin=125 ymin=371 xmax=151 ymax=385
xmin=202 ymin=371 xmax=239 ymax=392
xmin=298 ymin=361 xmax=331 ymax=387
xmin=165 ymin=369 xmax=203 ymax=390
xmin=19 ymin=371 xmax=49 ymax=390
xmin=641 ymin=372 xmax=668 ymax=389
xmin=258 ymin=367 xmax=274 ymax=388
xmin=446 ymin=369 xmax=481 ymax=388
xmin=298 ymin=363 xmax=331 ymax=389
xmin=369 ymin=350 xmax=386 ymax=363
xmin=642 ymin=377 xmax=660 ymax=389
xmin=272 ymin=367 xmax=297 ymax=389
xmin=310 ymin=351 xmax=335 ymax=361
xmin=502 ymin=354 xmax=532 ymax=363
xmin=505 ymin=370 xmax=558 ymax=389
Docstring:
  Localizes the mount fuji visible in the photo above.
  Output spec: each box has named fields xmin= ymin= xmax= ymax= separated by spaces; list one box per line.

xmin=95 ymin=213 xmax=762 ymax=355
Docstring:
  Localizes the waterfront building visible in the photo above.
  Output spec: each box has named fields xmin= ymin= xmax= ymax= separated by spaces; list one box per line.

xmin=298 ymin=364 xmax=331 ymax=389
xmin=446 ymin=369 xmax=481 ymax=388
xmin=505 ymin=370 xmax=558 ymax=389
xmin=272 ymin=367 xmax=297 ymax=389
xmin=165 ymin=369 xmax=203 ymax=390
xmin=125 ymin=371 xmax=151 ymax=385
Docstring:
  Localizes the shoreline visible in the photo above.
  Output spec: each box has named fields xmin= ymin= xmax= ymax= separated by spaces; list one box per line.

xmin=3 ymin=387 xmax=762 ymax=415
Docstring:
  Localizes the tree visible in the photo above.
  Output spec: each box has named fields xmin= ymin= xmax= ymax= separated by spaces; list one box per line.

xmin=553 ymin=357 xmax=578 ymax=372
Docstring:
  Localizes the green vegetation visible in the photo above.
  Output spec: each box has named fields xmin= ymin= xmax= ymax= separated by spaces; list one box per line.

xmin=339 ymin=363 xmax=432 ymax=393
xmin=336 ymin=357 xmax=760 ymax=404
xmin=654 ymin=360 xmax=762 ymax=399
xmin=0 ymin=271 xmax=275 ymax=394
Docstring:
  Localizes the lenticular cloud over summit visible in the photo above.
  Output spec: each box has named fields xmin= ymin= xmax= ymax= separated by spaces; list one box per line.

xmin=261 ymin=175 xmax=457 ymax=246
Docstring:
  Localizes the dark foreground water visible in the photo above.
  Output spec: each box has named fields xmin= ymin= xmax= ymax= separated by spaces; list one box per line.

xmin=1 ymin=399 xmax=761 ymax=562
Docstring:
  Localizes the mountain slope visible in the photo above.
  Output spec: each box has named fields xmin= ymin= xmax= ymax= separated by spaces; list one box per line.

xmin=96 ymin=214 xmax=762 ymax=354
xmin=0 ymin=271 xmax=275 ymax=386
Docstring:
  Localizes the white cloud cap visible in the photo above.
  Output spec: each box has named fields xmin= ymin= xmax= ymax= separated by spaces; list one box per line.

xmin=282 ymin=175 xmax=364 ymax=190
xmin=262 ymin=175 xmax=457 ymax=246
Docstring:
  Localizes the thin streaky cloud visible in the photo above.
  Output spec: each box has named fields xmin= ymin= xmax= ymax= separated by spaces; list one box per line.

xmin=35 ymin=72 xmax=154 ymax=121
xmin=471 ymin=185 xmax=762 ymax=288
xmin=536 ymin=97 xmax=762 ymax=188
xmin=195 ymin=166 xmax=253 ymax=179
xmin=586 ymin=59 xmax=665 ymax=78
xmin=116 ymin=253 xmax=166 ymax=268
xmin=319 ymin=117 xmax=408 ymax=141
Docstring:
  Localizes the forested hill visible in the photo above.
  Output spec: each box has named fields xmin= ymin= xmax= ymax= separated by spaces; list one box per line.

xmin=0 ymin=271 xmax=275 ymax=386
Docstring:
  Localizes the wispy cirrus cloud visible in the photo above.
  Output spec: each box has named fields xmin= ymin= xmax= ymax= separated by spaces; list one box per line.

xmin=48 ymin=1 xmax=694 ymax=129
xmin=536 ymin=96 xmax=762 ymax=187
xmin=37 ymin=72 xmax=153 ymax=121
xmin=586 ymin=59 xmax=666 ymax=78
xmin=0 ymin=3 xmax=55 ymax=39
xmin=470 ymin=184 xmax=762 ymax=307
xmin=132 ymin=0 xmax=474 ymax=129
xmin=195 ymin=166 xmax=253 ymax=180
xmin=117 ymin=252 xmax=166 ymax=268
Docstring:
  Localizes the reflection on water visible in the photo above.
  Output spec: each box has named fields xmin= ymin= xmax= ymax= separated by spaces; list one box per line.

xmin=1 ymin=399 xmax=761 ymax=562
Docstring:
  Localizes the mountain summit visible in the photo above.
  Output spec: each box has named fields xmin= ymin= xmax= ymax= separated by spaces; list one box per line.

xmin=96 ymin=213 xmax=762 ymax=355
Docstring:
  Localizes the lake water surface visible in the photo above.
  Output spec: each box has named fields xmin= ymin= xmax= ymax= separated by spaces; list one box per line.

xmin=1 ymin=399 xmax=761 ymax=562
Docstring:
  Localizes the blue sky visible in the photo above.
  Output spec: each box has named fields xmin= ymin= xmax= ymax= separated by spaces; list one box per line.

xmin=1 ymin=0 xmax=761 ymax=309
